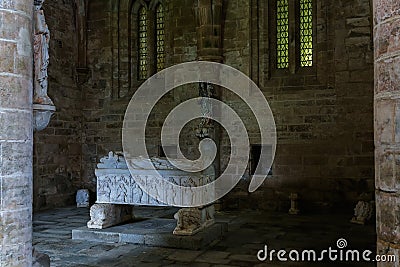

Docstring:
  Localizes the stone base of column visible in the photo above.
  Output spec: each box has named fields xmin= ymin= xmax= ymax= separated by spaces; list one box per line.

xmin=173 ymin=205 xmax=215 ymax=236
xmin=87 ymin=204 xmax=133 ymax=229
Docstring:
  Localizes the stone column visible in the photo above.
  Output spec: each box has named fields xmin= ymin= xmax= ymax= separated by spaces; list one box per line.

xmin=374 ymin=0 xmax=400 ymax=265
xmin=74 ymin=0 xmax=90 ymax=85
xmin=194 ymin=0 xmax=224 ymax=174
xmin=0 ymin=0 xmax=34 ymax=266
xmin=172 ymin=0 xmax=225 ymax=236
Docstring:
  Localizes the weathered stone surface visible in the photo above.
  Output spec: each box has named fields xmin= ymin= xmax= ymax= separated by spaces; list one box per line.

xmin=375 ymin=148 xmax=400 ymax=192
xmin=0 ymin=141 xmax=33 ymax=176
xmin=76 ymin=189 xmax=90 ymax=208
xmin=377 ymin=239 xmax=400 ymax=267
xmin=374 ymin=0 xmax=400 ymax=23
xmin=74 ymin=216 xmax=227 ymax=250
xmin=374 ymin=1 xmax=400 ymax=265
xmin=1 ymin=175 xmax=31 ymax=211
xmin=376 ymin=191 xmax=400 ymax=244
xmin=350 ymin=200 xmax=374 ymax=224
xmin=0 ymin=75 xmax=32 ymax=109
xmin=87 ymin=203 xmax=132 ymax=229
xmin=0 ymin=0 xmax=33 ymax=266
xmin=33 ymin=0 xmax=81 ymax=211
xmin=95 ymin=152 xmax=211 ymax=207
xmin=32 ymin=248 xmax=50 ymax=267
xmin=0 ymin=111 xmax=33 ymax=142
xmin=41 ymin=207 xmax=375 ymax=266
xmin=173 ymin=206 xmax=215 ymax=236
xmin=375 ymin=57 xmax=400 ymax=94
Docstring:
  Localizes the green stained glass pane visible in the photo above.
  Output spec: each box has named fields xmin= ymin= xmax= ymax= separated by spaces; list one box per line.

xmin=300 ymin=0 xmax=313 ymax=67
xmin=138 ymin=7 xmax=148 ymax=80
xmin=156 ymin=4 xmax=165 ymax=72
xmin=276 ymin=0 xmax=289 ymax=69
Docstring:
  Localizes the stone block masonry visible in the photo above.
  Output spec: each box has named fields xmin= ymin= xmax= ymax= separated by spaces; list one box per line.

xmin=374 ymin=0 xmax=400 ymax=265
xmin=33 ymin=0 xmax=82 ymax=211
xmin=0 ymin=0 xmax=34 ymax=265
xmin=81 ymin=0 xmax=375 ymax=212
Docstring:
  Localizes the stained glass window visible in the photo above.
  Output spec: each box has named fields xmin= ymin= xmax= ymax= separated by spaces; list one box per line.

xmin=300 ymin=0 xmax=313 ymax=67
xmin=276 ymin=0 xmax=289 ymax=69
xmin=156 ymin=4 xmax=165 ymax=72
xmin=138 ymin=7 xmax=148 ymax=80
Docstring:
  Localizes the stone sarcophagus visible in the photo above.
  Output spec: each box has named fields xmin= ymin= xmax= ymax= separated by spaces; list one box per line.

xmin=88 ymin=152 xmax=215 ymax=235
xmin=95 ymin=152 xmax=211 ymax=206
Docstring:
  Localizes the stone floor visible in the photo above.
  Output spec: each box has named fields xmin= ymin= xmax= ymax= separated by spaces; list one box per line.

xmin=33 ymin=207 xmax=376 ymax=266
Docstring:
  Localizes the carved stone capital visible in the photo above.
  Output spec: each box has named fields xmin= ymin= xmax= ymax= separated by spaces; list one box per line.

xmin=351 ymin=200 xmax=374 ymax=225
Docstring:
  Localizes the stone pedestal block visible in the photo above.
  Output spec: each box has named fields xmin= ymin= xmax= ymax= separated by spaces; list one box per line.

xmin=87 ymin=204 xmax=133 ymax=229
xmin=173 ymin=205 xmax=215 ymax=236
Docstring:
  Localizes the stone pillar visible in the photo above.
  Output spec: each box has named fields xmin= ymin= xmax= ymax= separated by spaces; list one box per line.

xmin=374 ymin=0 xmax=400 ymax=265
xmin=171 ymin=1 xmax=225 ymax=234
xmin=194 ymin=0 xmax=224 ymax=175
xmin=194 ymin=0 xmax=223 ymax=62
xmin=0 ymin=0 xmax=34 ymax=266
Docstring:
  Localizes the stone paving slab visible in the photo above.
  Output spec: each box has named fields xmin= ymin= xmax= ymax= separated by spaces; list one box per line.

xmin=72 ymin=218 xmax=228 ymax=250
xmin=33 ymin=207 xmax=377 ymax=266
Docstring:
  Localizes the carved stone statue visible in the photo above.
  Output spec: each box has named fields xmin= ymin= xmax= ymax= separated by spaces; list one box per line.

xmin=33 ymin=0 xmax=53 ymax=105
xmin=76 ymin=189 xmax=90 ymax=208
xmin=351 ymin=201 xmax=374 ymax=225
xmin=33 ymin=0 xmax=56 ymax=132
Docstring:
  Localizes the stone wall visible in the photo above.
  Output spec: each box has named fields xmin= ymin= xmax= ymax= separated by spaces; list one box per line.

xmin=81 ymin=0 xmax=374 ymax=212
xmin=219 ymin=0 xmax=374 ymax=212
xmin=374 ymin=0 xmax=400 ymax=264
xmin=82 ymin=0 xmax=198 ymax=191
xmin=33 ymin=0 xmax=81 ymax=210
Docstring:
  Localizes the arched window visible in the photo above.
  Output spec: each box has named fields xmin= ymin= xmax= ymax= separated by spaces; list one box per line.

xmin=276 ymin=0 xmax=289 ymax=69
xmin=299 ymin=0 xmax=313 ymax=67
xmin=112 ymin=0 xmax=167 ymax=98
xmin=137 ymin=2 xmax=165 ymax=80
xmin=156 ymin=4 xmax=165 ymax=72
xmin=273 ymin=0 xmax=314 ymax=70
xmin=138 ymin=6 xmax=148 ymax=80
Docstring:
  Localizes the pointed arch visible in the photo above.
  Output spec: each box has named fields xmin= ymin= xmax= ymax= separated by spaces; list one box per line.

xmin=111 ymin=0 xmax=168 ymax=98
